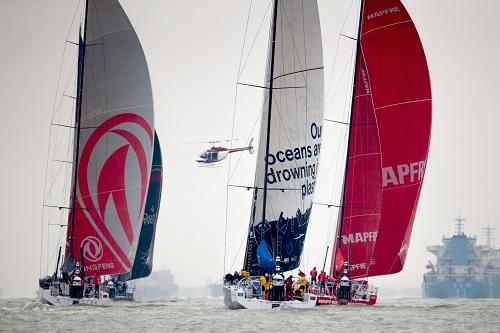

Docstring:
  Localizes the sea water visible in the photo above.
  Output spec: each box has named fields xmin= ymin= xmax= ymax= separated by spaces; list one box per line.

xmin=1 ymin=297 xmax=499 ymax=332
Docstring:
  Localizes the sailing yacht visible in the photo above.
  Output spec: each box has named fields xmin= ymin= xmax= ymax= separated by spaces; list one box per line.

xmin=313 ymin=0 xmax=432 ymax=306
xmin=38 ymin=0 xmax=158 ymax=306
xmin=223 ymin=0 xmax=324 ymax=310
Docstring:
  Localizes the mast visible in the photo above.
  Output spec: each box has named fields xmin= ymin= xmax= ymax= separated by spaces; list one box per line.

xmin=261 ymin=0 xmax=279 ymax=250
xmin=336 ymin=0 xmax=365 ymax=249
xmin=69 ymin=0 xmax=89 ymax=256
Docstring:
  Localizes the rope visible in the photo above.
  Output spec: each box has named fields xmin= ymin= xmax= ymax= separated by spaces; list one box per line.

xmin=224 ymin=0 xmax=253 ymax=277
xmin=40 ymin=0 xmax=82 ymax=278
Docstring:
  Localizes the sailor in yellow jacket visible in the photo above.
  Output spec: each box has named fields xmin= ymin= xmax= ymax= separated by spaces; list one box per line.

xmin=260 ymin=275 xmax=267 ymax=300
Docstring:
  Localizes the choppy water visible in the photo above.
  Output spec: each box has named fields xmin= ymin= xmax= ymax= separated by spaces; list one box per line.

xmin=1 ymin=297 xmax=499 ymax=332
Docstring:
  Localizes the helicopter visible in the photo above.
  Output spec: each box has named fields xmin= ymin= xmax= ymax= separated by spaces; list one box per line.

xmin=195 ymin=138 xmax=254 ymax=165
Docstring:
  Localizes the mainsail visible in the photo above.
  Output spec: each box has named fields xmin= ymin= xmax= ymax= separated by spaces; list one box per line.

xmin=129 ymin=132 xmax=163 ymax=280
xmin=332 ymin=0 xmax=432 ymax=278
xmin=244 ymin=0 xmax=324 ymax=275
xmin=64 ymin=0 xmax=154 ymax=277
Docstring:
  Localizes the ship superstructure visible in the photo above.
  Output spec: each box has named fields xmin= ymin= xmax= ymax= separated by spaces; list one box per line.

xmin=423 ymin=216 xmax=500 ymax=298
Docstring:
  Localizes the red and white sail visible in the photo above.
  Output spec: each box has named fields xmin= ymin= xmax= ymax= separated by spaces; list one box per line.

xmin=332 ymin=0 xmax=431 ymax=278
xmin=65 ymin=0 xmax=154 ymax=277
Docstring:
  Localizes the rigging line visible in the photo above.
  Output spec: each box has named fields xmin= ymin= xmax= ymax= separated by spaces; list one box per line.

xmin=337 ymin=0 xmax=364 ymax=258
xmin=325 ymin=0 xmax=355 ymax=104
xmin=271 ymin=4 xmax=307 ymax=82
xmin=51 ymin=123 xmax=99 ymax=129
xmin=324 ymin=41 xmax=357 ymax=114
xmin=225 ymin=0 xmax=253 ymax=275
xmin=238 ymin=0 xmax=272 ymax=81
xmin=272 ymin=66 xmax=324 ymax=81
xmin=236 ymin=82 xmax=306 ymax=89
xmin=261 ymin=0 xmax=279 ymax=253
xmin=325 ymin=118 xmax=349 ymax=126
xmin=278 ymin=1 xmax=308 ymax=83
xmin=69 ymin=0 xmax=89 ymax=252
xmin=321 ymin=5 xmax=361 ymax=272
xmin=229 ymin=232 xmax=249 ymax=274
xmin=41 ymin=0 xmax=83 ymax=278
xmin=51 ymin=55 xmax=79 ymax=124
xmin=340 ymin=33 xmax=356 ymax=41
xmin=228 ymin=112 xmax=260 ymax=183
xmin=43 ymin=204 xmax=91 ymax=211
xmin=228 ymin=184 xmax=301 ymax=191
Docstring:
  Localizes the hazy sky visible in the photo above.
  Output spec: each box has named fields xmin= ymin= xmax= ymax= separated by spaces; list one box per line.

xmin=0 ymin=0 xmax=499 ymax=298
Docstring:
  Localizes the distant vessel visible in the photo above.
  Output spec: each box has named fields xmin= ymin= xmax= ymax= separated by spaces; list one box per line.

xmin=133 ymin=270 xmax=178 ymax=300
xmin=39 ymin=0 xmax=158 ymax=306
xmin=207 ymin=282 xmax=223 ymax=298
xmin=422 ymin=216 xmax=500 ymax=298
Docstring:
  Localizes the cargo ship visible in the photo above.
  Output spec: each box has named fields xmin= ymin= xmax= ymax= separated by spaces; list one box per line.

xmin=422 ymin=216 xmax=500 ymax=298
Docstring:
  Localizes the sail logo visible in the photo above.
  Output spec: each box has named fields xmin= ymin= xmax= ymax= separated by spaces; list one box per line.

xmin=367 ymin=7 xmax=400 ymax=20
xmin=382 ymin=160 xmax=425 ymax=188
xmin=81 ymin=236 xmax=103 ymax=262
xmin=78 ymin=113 xmax=153 ymax=271
xmin=342 ymin=231 xmax=377 ymax=245
xmin=360 ymin=68 xmax=370 ymax=95
xmin=143 ymin=211 xmax=157 ymax=225
xmin=350 ymin=259 xmax=376 ymax=271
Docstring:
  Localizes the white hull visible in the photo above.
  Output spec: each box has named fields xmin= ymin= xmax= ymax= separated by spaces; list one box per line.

xmin=38 ymin=288 xmax=111 ymax=306
xmin=223 ymin=285 xmax=316 ymax=310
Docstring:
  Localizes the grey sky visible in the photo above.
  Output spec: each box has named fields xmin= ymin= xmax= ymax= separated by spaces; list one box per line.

xmin=0 ymin=0 xmax=499 ymax=298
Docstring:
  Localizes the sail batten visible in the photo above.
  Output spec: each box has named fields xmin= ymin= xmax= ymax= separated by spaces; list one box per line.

xmin=332 ymin=0 xmax=432 ymax=279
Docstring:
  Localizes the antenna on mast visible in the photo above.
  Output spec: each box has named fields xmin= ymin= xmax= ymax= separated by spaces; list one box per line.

xmin=483 ymin=223 xmax=496 ymax=248
xmin=454 ymin=213 xmax=465 ymax=236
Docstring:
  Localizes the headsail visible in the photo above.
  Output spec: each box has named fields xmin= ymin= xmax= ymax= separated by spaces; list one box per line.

xmin=65 ymin=0 xmax=154 ymax=277
xmin=130 ymin=132 xmax=163 ymax=280
xmin=332 ymin=0 xmax=432 ymax=278
xmin=244 ymin=0 xmax=324 ymax=275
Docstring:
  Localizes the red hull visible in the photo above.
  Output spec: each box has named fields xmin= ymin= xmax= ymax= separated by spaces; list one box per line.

xmin=315 ymin=294 xmax=377 ymax=306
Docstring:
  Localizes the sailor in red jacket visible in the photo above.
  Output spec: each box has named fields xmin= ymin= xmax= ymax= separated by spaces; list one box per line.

xmin=93 ymin=274 xmax=101 ymax=297
xmin=319 ymin=271 xmax=328 ymax=294
xmin=310 ymin=267 xmax=318 ymax=286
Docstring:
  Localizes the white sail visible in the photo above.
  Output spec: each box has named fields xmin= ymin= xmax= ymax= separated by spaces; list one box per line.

xmin=244 ymin=0 xmax=323 ymax=274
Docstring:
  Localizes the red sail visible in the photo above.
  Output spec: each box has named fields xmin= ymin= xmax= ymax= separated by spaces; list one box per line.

xmin=64 ymin=0 xmax=154 ymax=277
xmin=332 ymin=0 xmax=431 ymax=278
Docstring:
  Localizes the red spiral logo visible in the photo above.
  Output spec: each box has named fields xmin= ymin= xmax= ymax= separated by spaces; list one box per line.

xmin=81 ymin=236 xmax=104 ymax=262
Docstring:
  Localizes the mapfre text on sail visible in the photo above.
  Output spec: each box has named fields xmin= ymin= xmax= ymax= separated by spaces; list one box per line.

xmin=265 ymin=122 xmax=322 ymax=198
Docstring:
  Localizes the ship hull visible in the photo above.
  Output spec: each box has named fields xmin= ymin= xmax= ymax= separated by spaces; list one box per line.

xmin=422 ymin=279 xmax=500 ymax=299
xmin=38 ymin=288 xmax=111 ymax=306
xmin=223 ymin=285 xmax=316 ymax=310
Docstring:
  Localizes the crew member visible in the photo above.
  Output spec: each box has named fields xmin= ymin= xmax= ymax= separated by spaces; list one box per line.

xmin=285 ymin=275 xmax=294 ymax=301
xmin=93 ymin=274 xmax=101 ymax=297
xmin=310 ymin=267 xmax=318 ymax=286
xmin=297 ymin=273 xmax=306 ymax=297
xmin=260 ymin=275 xmax=268 ymax=300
